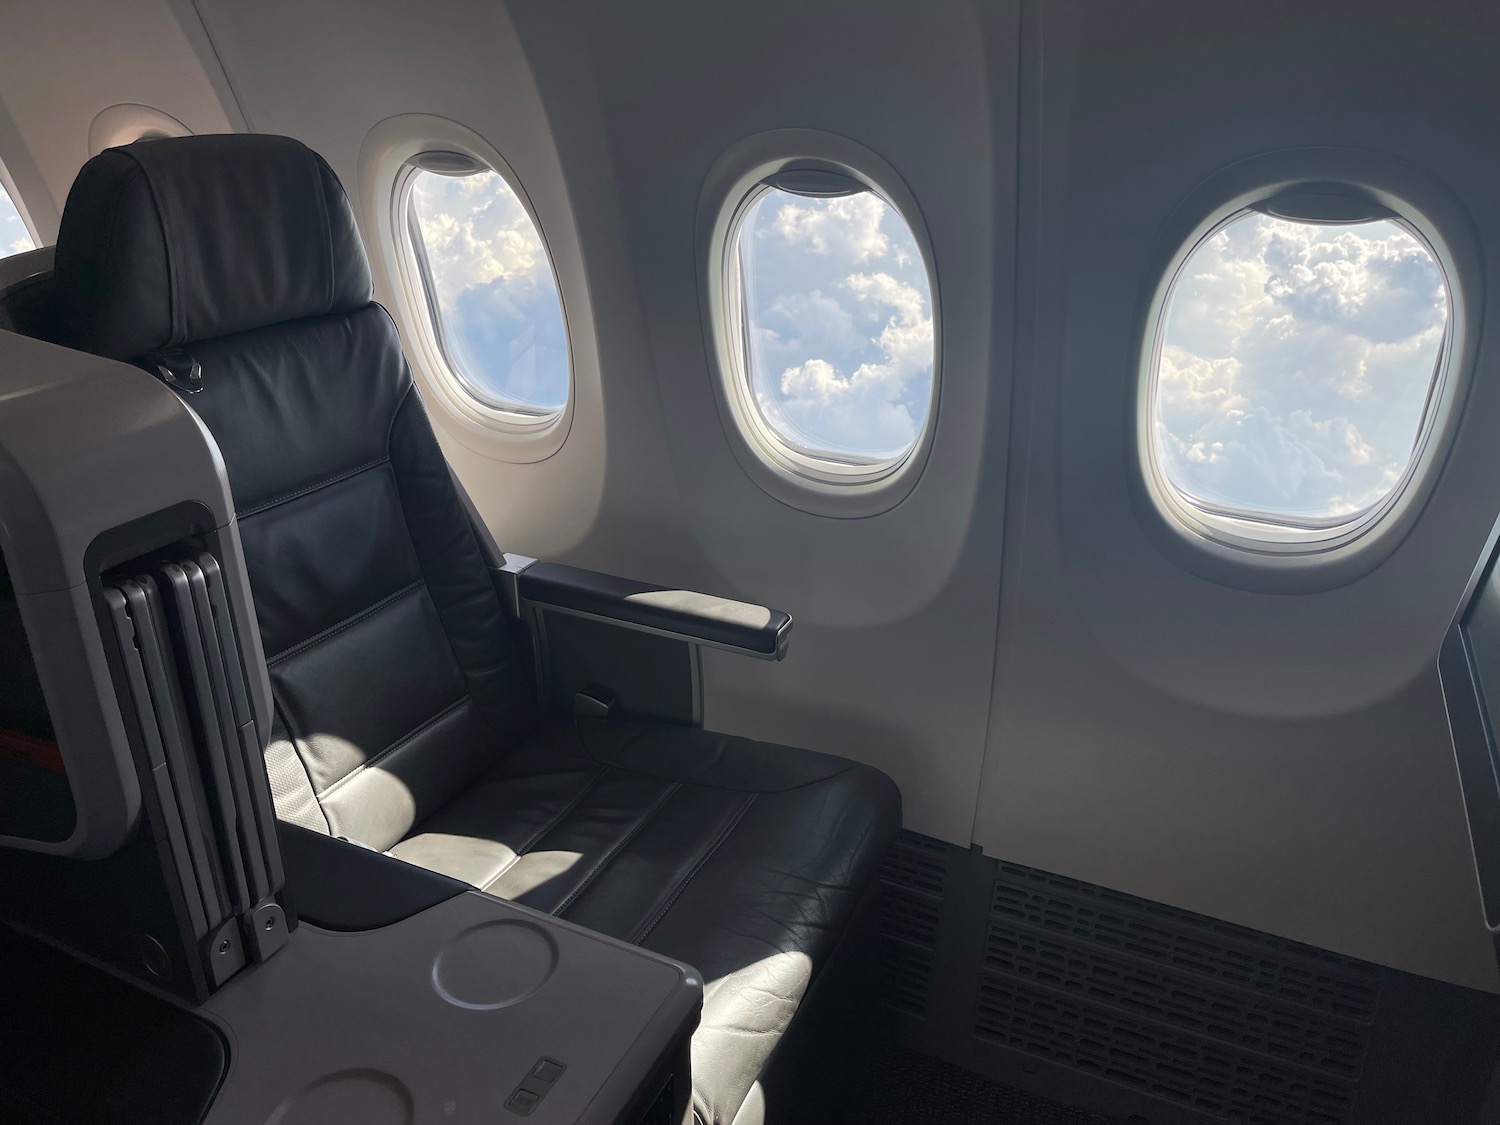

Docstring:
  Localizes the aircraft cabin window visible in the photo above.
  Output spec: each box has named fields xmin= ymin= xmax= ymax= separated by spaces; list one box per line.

xmin=401 ymin=153 xmax=569 ymax=419
xmin=0 ymin=181 xmax=33 ymax=258
xmin=723 ymin=171 xmax=935 ymax=483
xmin=1148 ymin=206 xmax=1451 ymax=549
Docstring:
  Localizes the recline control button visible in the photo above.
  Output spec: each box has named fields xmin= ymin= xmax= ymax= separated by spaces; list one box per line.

xmin=505 ymin=1088 xmax=540 ymax=1116
xmin=508 ymin=1058 xmax=566 ymax=1115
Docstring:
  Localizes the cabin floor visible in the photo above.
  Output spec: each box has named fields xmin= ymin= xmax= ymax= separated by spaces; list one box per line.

xmin=852 ymin=1043 xmax=1122 ymax=1125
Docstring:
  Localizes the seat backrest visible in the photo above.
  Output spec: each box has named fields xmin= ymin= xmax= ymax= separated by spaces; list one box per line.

xmin=45 ymin=134 xmax=538 ymax=848
xmin=0 ymin=246 xmax=55 ymax=337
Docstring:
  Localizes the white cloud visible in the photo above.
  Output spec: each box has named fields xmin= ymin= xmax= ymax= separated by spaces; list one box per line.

xmin=743 ymin=192 xmax=934 ymax=460
xmin=1155 ymin=214 xmax=1446 ymax=519
xmin=407 ymin=169 xmax=569 ymax=411
xmin=769 ymin=193 xmax=890 ymax=262
xmin=764 ymin=273 xmax=933 ymax=459
xmin=0 ymin=183 xmax=33 ymax=258
xmin=772 ymin=358 xmax=919 ymax=455
xmin=411 ymin=171 xmax=549 ymax=301
xmin=759 ymin=290 xmax=861 ymax=360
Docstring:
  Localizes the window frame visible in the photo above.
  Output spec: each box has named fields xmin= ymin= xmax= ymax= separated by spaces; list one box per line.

xmin=1145 ymin=205 xmax=1452 ymax=550
xmin=721 ymin=177 xmax=935 ymax=482
xmin=391 ymin=154 xmax=573 ymax=428
xmin=357 ymin=115 xmax=577 ymax=464
xmin=0 ymin=165 xmax=37 ymax=258
xmin=701 ymin=130 xmax=941 ymax=518
xmin=1129 ymin=149 xmax=1479 ymax=591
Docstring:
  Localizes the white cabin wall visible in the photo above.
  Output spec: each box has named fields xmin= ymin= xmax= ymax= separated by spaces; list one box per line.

xmin=0 ymin=0 xmax=238 ymax=241
xmin=980 ymin=0 xmax=1500 ymax=990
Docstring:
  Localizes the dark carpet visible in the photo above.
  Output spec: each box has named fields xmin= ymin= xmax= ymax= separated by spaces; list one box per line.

xmin=852 ymin=1044 xmax=1125 ymax=1125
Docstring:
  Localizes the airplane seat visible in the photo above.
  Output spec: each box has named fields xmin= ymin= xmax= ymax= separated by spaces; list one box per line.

xmin=39 ymin=133 xmax=900 ymax=1125
xmin=0 ymin=245 xmax=56 ymax=338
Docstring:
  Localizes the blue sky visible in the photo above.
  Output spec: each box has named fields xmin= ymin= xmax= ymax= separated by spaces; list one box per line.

xmin=409 ymin=169 xmax=568 ymax=413
xmin=737 ymin=188 xmax=934 ymax=463
xmin=412 ymin=173 xmax=1443 ymax=515
xmin=0 ymin=182 xmax=33 ymax=258
xmin=412 ymin=174 xmax=936 ymax=456
xmin=1156 ymin=214 xmax=1448 ymax=523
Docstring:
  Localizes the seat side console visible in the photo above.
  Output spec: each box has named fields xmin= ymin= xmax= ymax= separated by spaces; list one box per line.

xmin=0 ymin=328 xmax=700 ymax=1125
xmin=203 ymin=888 xmax=699 ymax=1125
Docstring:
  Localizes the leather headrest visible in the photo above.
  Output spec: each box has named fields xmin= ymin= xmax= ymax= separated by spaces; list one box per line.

xmin=47 ymin=133 xmax=373 ymax=361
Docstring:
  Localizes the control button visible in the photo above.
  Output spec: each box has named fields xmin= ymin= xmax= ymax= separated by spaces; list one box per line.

xmin=508 ymin=1058 xmax=566 ymax=1114
xmin=505 ymin=1088 xmax=540 ymax=1116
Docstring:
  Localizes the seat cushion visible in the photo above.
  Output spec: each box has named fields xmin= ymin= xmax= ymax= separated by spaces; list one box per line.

xmin=390 ymin=717 xmax=901 ymax=1125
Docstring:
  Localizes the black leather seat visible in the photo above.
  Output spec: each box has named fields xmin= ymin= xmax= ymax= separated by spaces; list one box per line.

xmin=43 ymin=134 xmax=900 ymax=1125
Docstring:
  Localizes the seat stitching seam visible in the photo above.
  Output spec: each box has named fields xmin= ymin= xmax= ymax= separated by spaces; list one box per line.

xmin=573 ymin=724 xmax=861 ymax=793
xmin=238 ymin=456 xmax=391 ymax=519
xmin=631 ymin=792 xmax=758 ymax=945
xmin=267 ymin=578 xmax=425 ymax=666
xmin=553 ymin=782 xmax=683 ymax=919
xmin=386 ymin=379 xmax=417 ymax=454
xmin=92 ymin=167 xmax=138 ymax=347
xmin=600 ymin=762 xmax=858 ymax=795
xmin=773 ymin=762 xmax=860 ymax=792
xmin=385 ymin=389 xmax=497 ymax=717
xmin=317 ymin=695 xmax=470 ymax=799
xmin=312 ymin=151 xmax=336 ymax=315
xmin=122 ymin=152 xmax=181 ymax=344
xmin=479 ymin=766 xmax=611 ymax=891
xmin=385 ymin=385 xmax=526 ymax=736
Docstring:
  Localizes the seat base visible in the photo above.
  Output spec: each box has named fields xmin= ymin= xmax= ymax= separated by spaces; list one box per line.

xmin=389 ymin=718 xmax=901 ymax=1125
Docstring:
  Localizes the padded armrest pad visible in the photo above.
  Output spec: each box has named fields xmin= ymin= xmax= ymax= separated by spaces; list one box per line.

xmin=518 ymin=562 xmax=792 ymax=659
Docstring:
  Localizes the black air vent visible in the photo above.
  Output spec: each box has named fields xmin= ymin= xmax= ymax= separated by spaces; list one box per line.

xmin=882 ymin=882 xmax=943 ymax=950
xmin=984 ymin=924 xmax=1368 ymax=1076
xmin=992 ymin=864 xmax=1381 ymax=1021
xmin=980 ymin=862 xmax=1379 ymax=1124
xmin=975 ymin=980 xmax=1353 ymax=1125
xmin=879 ymin=938 xmax=940 ymax=1019
xmin=882 ymin=830 xmax=948 ymax=896
xmin=876 ymin=831 xmax=948 ymax=1017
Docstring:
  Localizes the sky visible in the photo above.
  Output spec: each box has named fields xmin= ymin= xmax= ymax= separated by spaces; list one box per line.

xmin=412 ymin=173 xmax=937 ymax=459
xmin=1155 ymin=214 xmax=1448 ymax=524
xmin=409 ymin=168 xmax=568 ymax=413
xmin=411 ymin=173 xmax=1444 ymax=515
xmin=0 ymin=182 xmax=34 ymax=258
xmin=737 ymin=188 xmax=934 ymax=464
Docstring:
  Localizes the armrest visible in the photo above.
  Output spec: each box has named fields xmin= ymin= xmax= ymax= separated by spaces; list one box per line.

xmin=517 ymin=561 xmax=792 ymax=660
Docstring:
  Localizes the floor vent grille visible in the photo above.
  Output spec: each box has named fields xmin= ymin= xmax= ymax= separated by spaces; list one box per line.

xmin=882 ymin=830 xmax=949 ymax=897
xmin=975 ymin=979 xmax=1352 ymax=1124
xmin=993 ymin=863 xmax=1381 ymax=1021
xmin=980 ymin=862 xmax=1380 ymax=1124
xmin=876 ymin=831 xmax=948 ymax=1017
xmin=983 ymin=922 xmax=1368 ymax=1076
